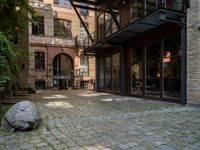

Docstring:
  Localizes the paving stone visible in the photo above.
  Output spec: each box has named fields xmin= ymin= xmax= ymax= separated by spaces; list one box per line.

xmin=158 ymin=145 xmax=176 ymax=150
xmin=20 ymin=143 xmax=34 ymax=149
xmin=126 ymin=141 xmax=139 ymax=147
xmin=118 ymin=144 xmax=130 ymax=149
xmin=0 ymin=90 xmax=200 ymax=149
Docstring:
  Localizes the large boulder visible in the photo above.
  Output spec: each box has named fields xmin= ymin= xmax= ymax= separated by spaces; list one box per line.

xmin=5 ymin=101 xmax=40 ymax=131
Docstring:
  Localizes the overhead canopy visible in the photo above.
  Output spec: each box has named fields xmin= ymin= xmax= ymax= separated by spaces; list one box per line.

xmin=84 ymin=8 xmax=185 ymax=54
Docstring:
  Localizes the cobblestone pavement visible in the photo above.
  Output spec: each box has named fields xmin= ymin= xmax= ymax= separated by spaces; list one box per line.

xmin=0 ymin=90 xmax=200 ymax=150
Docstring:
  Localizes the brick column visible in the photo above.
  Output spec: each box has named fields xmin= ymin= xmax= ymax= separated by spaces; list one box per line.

xmin=187 ymin=0 xmax=200 ymax=103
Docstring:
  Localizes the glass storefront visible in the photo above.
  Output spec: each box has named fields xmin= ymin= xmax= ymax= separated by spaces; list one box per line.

xmin=97 ymin=52 xmax=120 ymax=93
xmin=131 ymin=35 xmax=181 ymax=99
xmin=163 ymin=36 xmax=180 ymax=99
xmin=146 ymin=42 xmax=161 ymax=97
xmin=105 ymin=57 xmax=112 ymax=92
xmin=112 ymin=53 xmax=120 ymax=93
xmin=98 ymin=58 xmax=104 ymax=91
xmin=97 ymin=35 xmax=180 ymax=100
xmin=131 ymin=47 xmax=143 ymax=95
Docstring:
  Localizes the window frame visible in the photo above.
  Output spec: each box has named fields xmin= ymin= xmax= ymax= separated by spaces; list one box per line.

xmin=80 ymin=55 xmax=89 ymax=76
xmin=79 ymin=3 xmax=89 ymax=16
xmin=54 ymin=18 xmax=72 ymax=38
xmin=32 ymin=16 xmax=44 ymax=36
xmin=80 ymin=22 xmax=89 ymax=44
xmin=54 ymin=0 xmax=71 ymax=7
xmin=35 ymin=52 xmax=45 ymax=70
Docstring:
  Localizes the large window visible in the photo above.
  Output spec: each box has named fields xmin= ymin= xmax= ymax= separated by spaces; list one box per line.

xmin=112 ymin=53 xmax=120 ymax=93
xmin=132 ymin=0 xmax=144 ymax=20
xmin=32 ymin=16 xmax=44 ymax=35
xmin=105 ymin=57 xmax=112 ymax=92
xmin=146 ymin=43 xmax=160 ymax=97
xmin=163 ymin=36 xmax=180 ymax=99
xmin=97 ymin=53 xmax=120 ymax=92
xmin=79 ymin=3 xmax=88 ymax=16
xmin=54 ymin=19 xmax=72 ymax=38
xmin=131 ymin=47 xmax=143 ymax=95
xmin=54 ymin=0 xmax=71 ymax=7
xmin=80 ymin=23 xmax=88 ymax=45
xmin=35 ymin=52 xmax=45 ymax=69
xmin=80 ymin=55 xmax=88 ymax=76
xmin=98 ymin=58 xmax=104 ymax=91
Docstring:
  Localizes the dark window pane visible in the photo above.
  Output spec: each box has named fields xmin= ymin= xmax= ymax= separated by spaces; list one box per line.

xmin=79 ymin=3 xmax=88 ymax=16
xmin=54 ymin=0 xmax=71 ymax=7
xmin=146 ymin=43 xmax=160 ymax=97
xmin=80 ymin=55 xmax=88 ymax=76
xmin=132 ymin=0 xmax=144 ymax=20
xmin=112 ymin=53 xmax=120 ymax=93
xmin=146 ymin=0 xmax=156 ymax=13
xmin=163 ymin=35 xmax=181 ymax=98
xmin=98 ymin=58 xmax=104 ymax=91
xmin=105 ymin=57 xmax=112 ymax=92
xmin=80 ymin=23 xmax=88 ymax=44
xmin=32 ymin=16 xmax=44 ymax=35
xmin=54 ymin=19 xmax=72 ymax=38
xmin=131 ymin=47 xmax=143 ymax=95
xmin=35 ymin=52 xmax=45 ymax=69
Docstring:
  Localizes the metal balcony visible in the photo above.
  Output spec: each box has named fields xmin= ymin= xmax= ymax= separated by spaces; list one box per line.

xmin=82 ymin=0 xmax=186 ymax=54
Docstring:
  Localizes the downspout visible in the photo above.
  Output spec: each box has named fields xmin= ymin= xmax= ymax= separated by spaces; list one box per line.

xmin=45 ymin=44 xmax=49 ymax=89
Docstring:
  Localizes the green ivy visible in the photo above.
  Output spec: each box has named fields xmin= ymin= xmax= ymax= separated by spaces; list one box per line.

xmin=0 ymin=32 xmax=17 ymax=90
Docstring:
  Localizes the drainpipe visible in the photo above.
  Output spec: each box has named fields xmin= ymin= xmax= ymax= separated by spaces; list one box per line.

xmin=45 ymin=44 xmax=48 ymax=89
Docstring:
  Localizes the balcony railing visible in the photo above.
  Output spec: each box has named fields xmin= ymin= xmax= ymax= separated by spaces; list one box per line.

xmin=83 ymin=0 xmax=185 ymax=50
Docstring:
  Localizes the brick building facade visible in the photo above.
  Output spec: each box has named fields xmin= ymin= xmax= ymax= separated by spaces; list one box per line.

xmin=187 ymin=0 xmax=200 ymax=103
xmin=25 ymin=0 xmax=95 ymax=90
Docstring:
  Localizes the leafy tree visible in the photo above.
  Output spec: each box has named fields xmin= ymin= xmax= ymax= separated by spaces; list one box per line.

xmin=0 ymin=32 xmax=17 ymax=90
xmin=0 ymin=0 xmax=37 ymax=40
xmin=0 ymin=0 xmax=37 ymax=91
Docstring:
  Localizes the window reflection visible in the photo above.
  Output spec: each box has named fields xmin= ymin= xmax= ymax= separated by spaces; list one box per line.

xmin=131 ymin=47 xmax=143 ymax=95
xmin=146 ymin=43 xmax=160 ymax=97
xmin=163 ymin=35 xmax=180 ymax=98
xmin=98 ymin=58 xmax=104 ymax=91
xmin=105 ymin=57 xmax=112 ymax=92
xmin=112 ymin=53 xmax=120 ymax=93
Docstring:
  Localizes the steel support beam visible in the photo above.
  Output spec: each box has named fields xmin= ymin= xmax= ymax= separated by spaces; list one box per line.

xmin=71 ymin=2 xmax=94 ymax=43
xmin=72 ymin=4 xmax=100 ymax=11
xmin=108 ymin=8 xmax=121 ymax=30
xmin=180 ymin=19 xmax=187 ymax=105
xmin=72 ymin=0 xmax=98 ymax=6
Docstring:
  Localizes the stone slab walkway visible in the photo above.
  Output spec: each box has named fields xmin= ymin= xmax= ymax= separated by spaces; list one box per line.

xmin=0 ymin=90 xmax=200 ymax=150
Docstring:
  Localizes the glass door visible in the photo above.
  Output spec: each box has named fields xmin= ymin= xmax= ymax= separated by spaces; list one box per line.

xmin=112 ymin=53 xmax=120 ymax=93
xmin=105 ymin=57 xmax=112 ymax=92
xmin=97 ymin=58 xmax=105 ymax=91
xmin=145 ymin=43 xmax=161 ymax=97
xmin=163 ymin=36 xmax=181 ymax=99
xmin=131 ymin=47 xmax=144 ymax=95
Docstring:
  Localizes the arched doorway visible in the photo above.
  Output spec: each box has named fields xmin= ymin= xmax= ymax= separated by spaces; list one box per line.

xmin=53 ymin=54 xmax=73 ymax=89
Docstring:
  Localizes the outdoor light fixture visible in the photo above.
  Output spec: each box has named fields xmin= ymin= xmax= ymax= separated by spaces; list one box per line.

xmin=15 ymin=6 xmax=20 ymax=11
